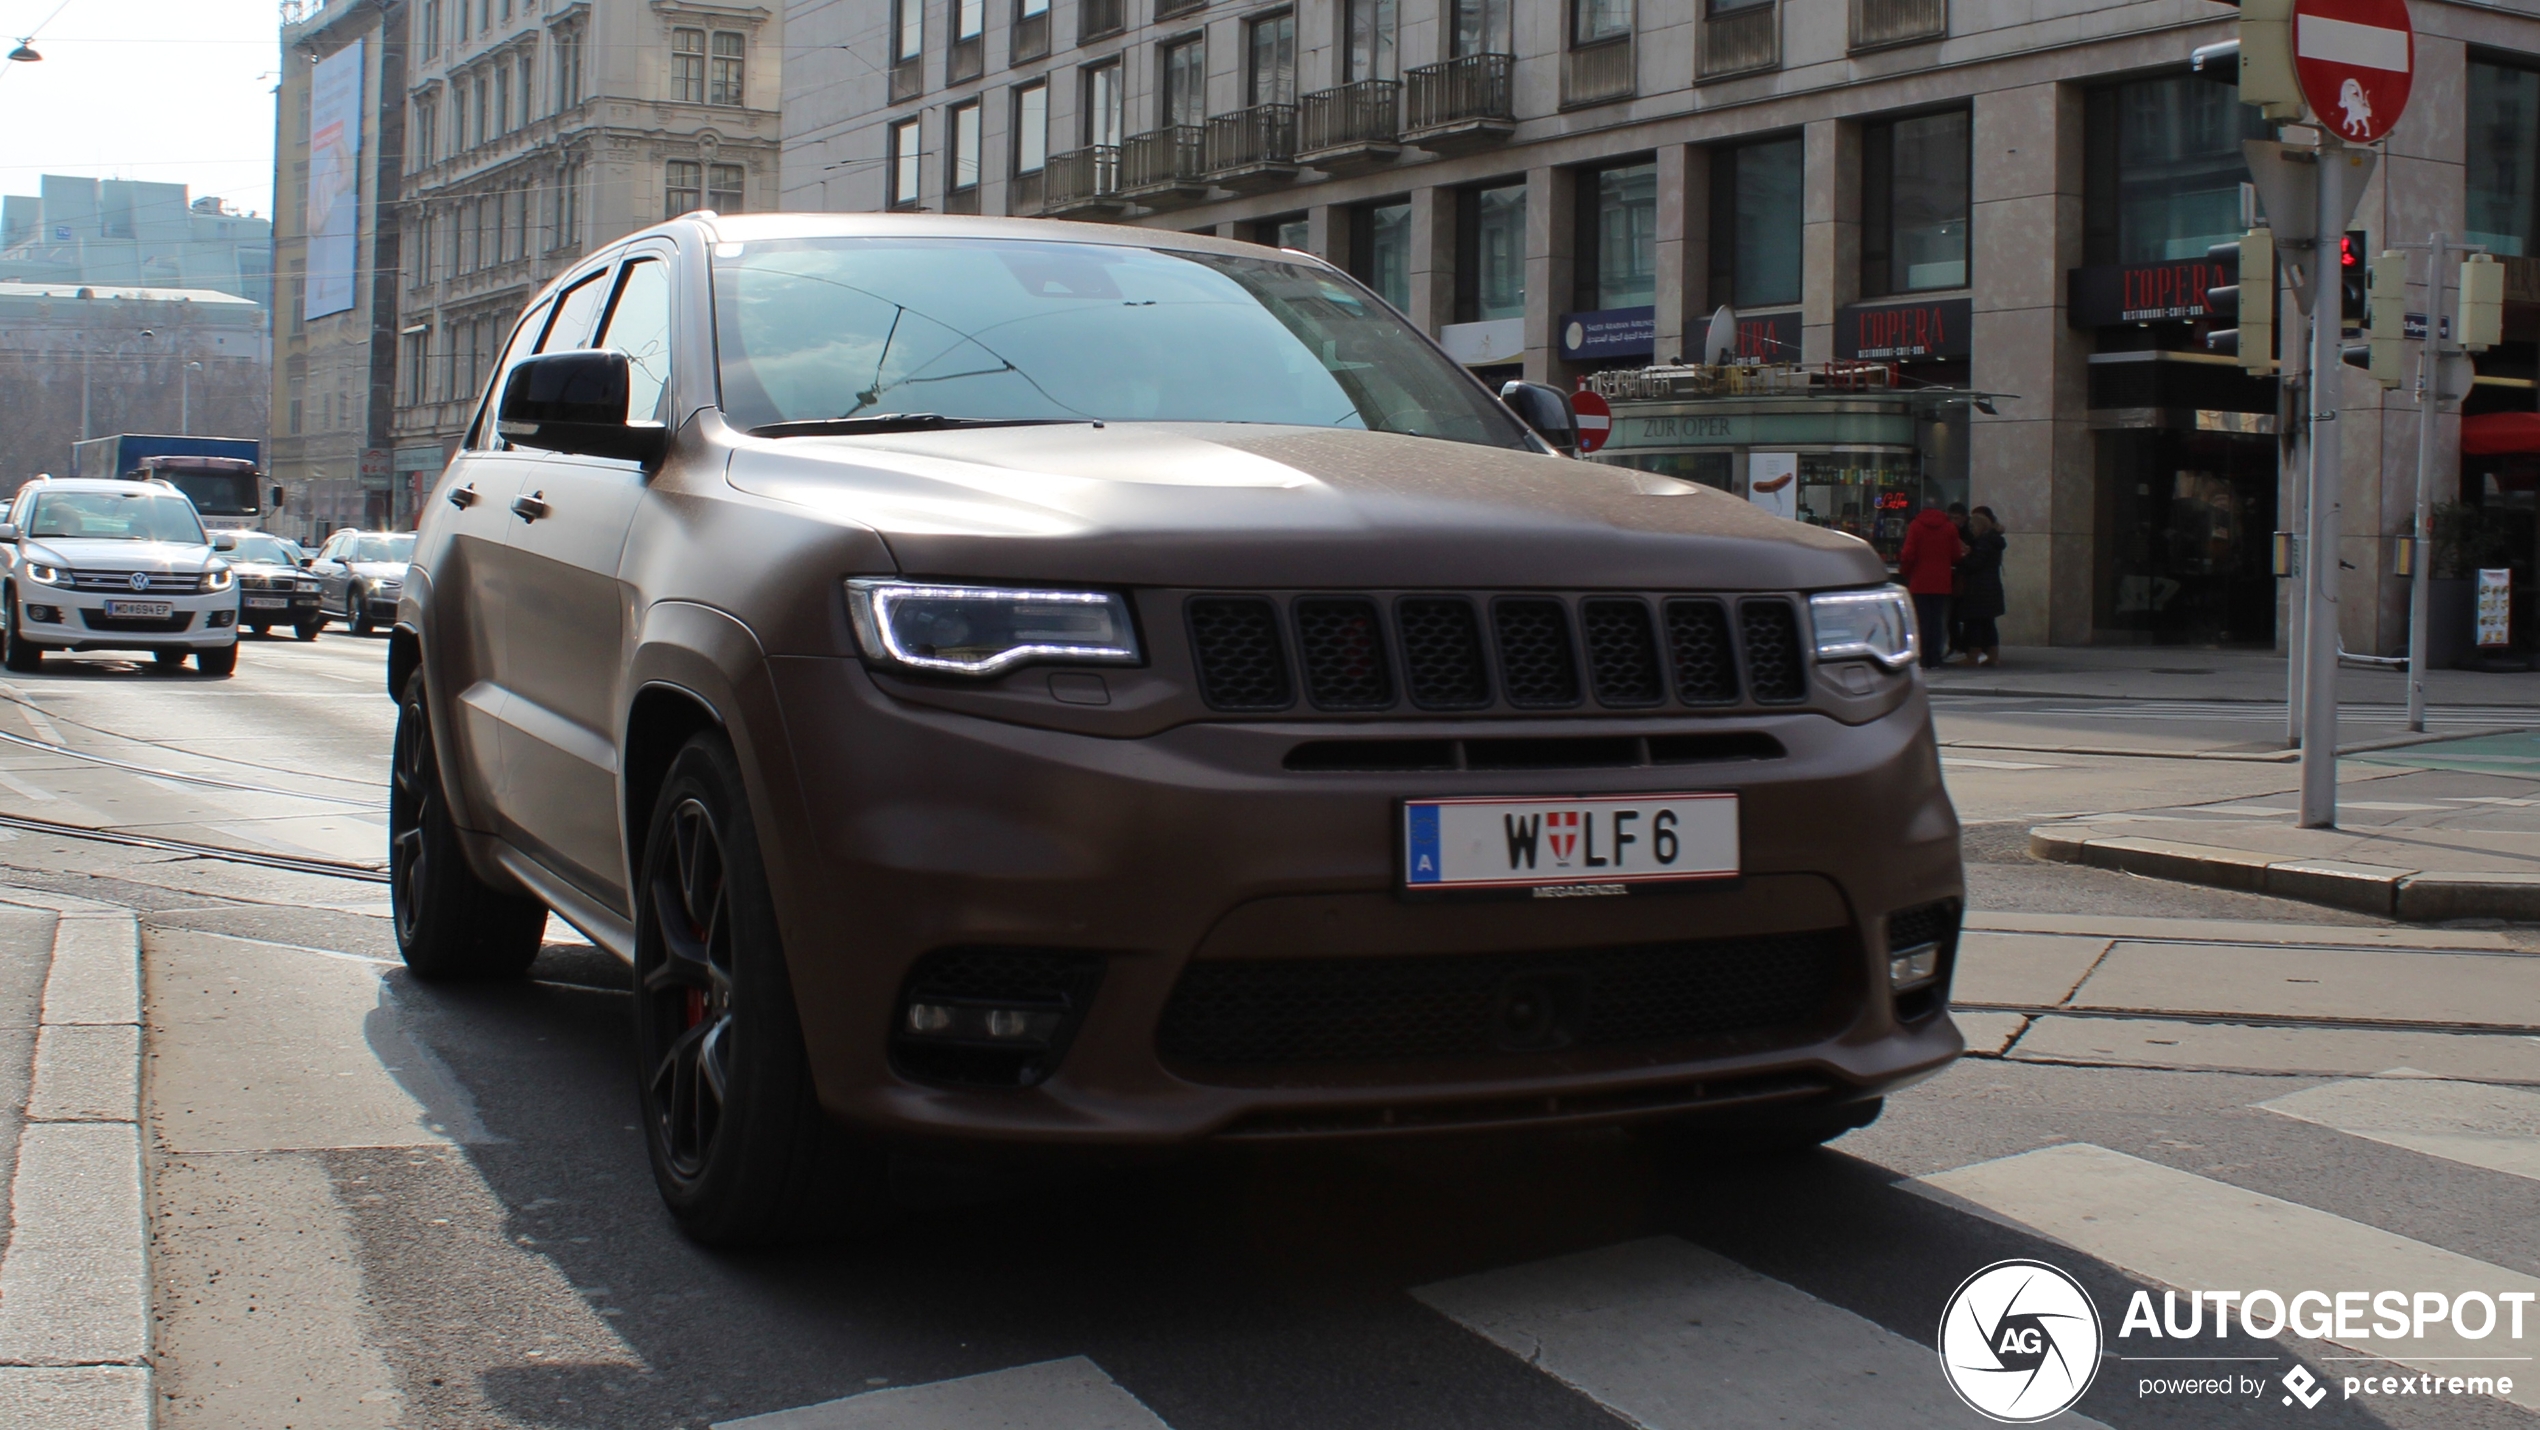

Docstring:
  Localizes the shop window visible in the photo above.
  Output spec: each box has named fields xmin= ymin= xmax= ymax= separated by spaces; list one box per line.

xmin=1163 ymin=37 xmax=1206 ymax=127
xmin=1247 ymin=13 xmax=1295 ymax=107
xmin=2082 ymin=75 xmax=2271 ymax=266
xmin=1574 ymin=158 xmax=1656 ymax=312
xmin=1861 ymin=108 xmax=1970 ymax=296
xmin=1451 ymin=0 xmax=1511 ymax=57
xmin=1707 ymin=135 xmax=1802 ymax=310
xmin=1455 ymin=181 xmax=1527 ymax=323
xmin=1256 ymin=212 xmax=1309 ymax=250
xmin=1351 ymin=200 xmax=1412 ymax=312
xmin=889 ymin=119 xmax=923 ymax=208
xmin=2469 ymin=60 xmax=2539 ymax=258
xmin=1346 ymin=0 xmax=1397 ymax=81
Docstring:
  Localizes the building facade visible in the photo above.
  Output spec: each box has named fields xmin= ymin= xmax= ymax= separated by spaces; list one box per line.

xmin=389 ymin=0 xmax=785 ymax=514
xmin=272 ymin=0 xmax=409 ymax=543
xmin=0 ymin=285 xmax=270 ymax=492
xmin=0 ymin=177 xmax=274 ymax=307
xmin=782 ymin=0 xmax=2540 ymax=652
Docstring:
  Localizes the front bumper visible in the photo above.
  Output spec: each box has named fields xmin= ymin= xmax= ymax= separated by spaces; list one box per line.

xmin=16 ymin=590 xmax=239 ymax=650
xmin=754 ymin=657 xmax=1965 ymax=1147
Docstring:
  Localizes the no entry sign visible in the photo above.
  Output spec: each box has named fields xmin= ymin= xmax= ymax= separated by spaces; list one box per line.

xmin=1570 ymin=388 xmax=1613 ymax=454
xmin=2293 ymin=0 xmax=2414 ymax=144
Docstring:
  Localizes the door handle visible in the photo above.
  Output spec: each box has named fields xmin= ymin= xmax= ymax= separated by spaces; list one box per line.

xmin=511 ymin=492 xmax=551 ymax=522
xmin=446 ymin=483 xmax=477 ymax=509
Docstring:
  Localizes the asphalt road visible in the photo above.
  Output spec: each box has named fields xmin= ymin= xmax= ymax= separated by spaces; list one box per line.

xmin=0 ymin=643 xmax=2532 ymax=1429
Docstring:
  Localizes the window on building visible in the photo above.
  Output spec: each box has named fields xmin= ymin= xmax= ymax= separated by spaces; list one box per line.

xmin=556 ymin=28 xmax=584 ymax=107
xmin=1451 ymin=0 xmax=1510 ymax=57
xmin=519 ymin=55 xmax=535 ymax=123
xmin=1084 ymin=61 xmax=1123 ymax=147
xmin=1261 ymin=213 xmax=1310 ymax=250
xmin=290 ymin=396 xmax=303 ymax=433
xmin=709 ymin=163 xmax=745 ymax=213
xmin=495 ymin=64 xmax=512 ymax=134
xmin=1576 ymin=159 xmax=1656 ymax=311
xmin=890 ymin=119 xmax=923 ymax=206
xmin=1162 ymin=38 xmax=1206 ymax=127
xmin=667 ymin=159 xmax=704 ymax=218
xmin=1021 ymin=0 xmax=1049 ymax=18
xmin=1247 ymin=13 xmax=1295 ymax=107
xmin=403 ymin=330 xmax=431 ymax=406
xmin=1014 ymin=83 xmax=1048 ymax=173
xmin=515 ymin=183 xmax=531 ymax=258
xmin=1709 ymin=135 xmax=1802 ymax=309
xmin=710 ymin=32 xmax=745 ymax=105
xmin=957 ymin=0 xmax=985 ymax=41
xmin=472 ymin=78 xmax=487 ymax=148
xmin=1573 ymin=0 xmax=1629 ymax=47
xmin=1455 ymin=181 xmax=1526 ymax=322
xmin=949 ymin=101 xmax=982 ymax=192
xmin=422 ymin=0 xmax=440 ymax=57
xmin=673 ymin=28 xmax=706 ymax=103
xmin=414 ymin=95 xmax=438 ymax=166
xmin=894 ymin=0 xmax=923 ymax=62
xmin=555 ymin=159 xmax=582 ymax=247
xmin=2081 ymin=75 xmax=2270 ymax=266
xmin=2468 ymin=60 xmax=2537 ymax=257
xmin=1861 ymin=108 xmax=1970 ymax=295
xmin=1351 ymin=200 xmax=1411 ymax=312
xmin=1345 ymin=0 xmax=1397 ymax=82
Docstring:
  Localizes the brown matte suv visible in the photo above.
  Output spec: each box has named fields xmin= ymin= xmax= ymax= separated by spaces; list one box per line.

xmin=391 ymin=212 xmax=1964 ymax=1244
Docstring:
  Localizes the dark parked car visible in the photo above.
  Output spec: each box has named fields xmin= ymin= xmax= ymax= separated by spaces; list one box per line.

xmin=223 ymin=532 xmax=323 ymax=638
xmin=309 ymin=529 xmax=412 ymax=635
xmin=391 ymin=213 xmax=1963 ymax=1245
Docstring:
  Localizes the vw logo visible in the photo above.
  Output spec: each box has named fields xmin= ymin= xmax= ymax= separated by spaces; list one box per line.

xmin=1938 ymin=1259 xmax=2102 ymax=1422
xmin=127 ymin=572 xmax=150 ymax=592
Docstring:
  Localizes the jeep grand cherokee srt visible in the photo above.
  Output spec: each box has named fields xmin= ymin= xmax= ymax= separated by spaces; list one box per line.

xmin=390 ymin=213 xmax=1964 ymax=1245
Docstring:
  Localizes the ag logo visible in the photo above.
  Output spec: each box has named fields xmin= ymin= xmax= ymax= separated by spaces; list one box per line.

xmin=1938 ymin=1259 xmax=2102 ymax=1422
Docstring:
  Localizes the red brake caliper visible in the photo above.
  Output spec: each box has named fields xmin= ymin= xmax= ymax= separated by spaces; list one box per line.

xmin=683 ymin=987 xmax=707 ymax=1030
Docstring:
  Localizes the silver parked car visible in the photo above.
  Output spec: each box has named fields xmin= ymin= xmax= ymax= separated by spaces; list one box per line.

xmin=308 ymin=529 xmax=413 ymax=636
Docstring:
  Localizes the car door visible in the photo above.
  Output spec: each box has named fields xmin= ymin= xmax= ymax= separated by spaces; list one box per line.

xmin=492 ymin=245 xmax=674 ymax=910
xmin=310 ymin=533 xmax=351 ymax=615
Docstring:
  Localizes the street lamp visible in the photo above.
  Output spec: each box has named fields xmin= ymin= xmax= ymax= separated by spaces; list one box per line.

xmin=6 ymin=42 xmax=40 ymax=63
xmin=182 ymin=361 xmax=203 ymax=434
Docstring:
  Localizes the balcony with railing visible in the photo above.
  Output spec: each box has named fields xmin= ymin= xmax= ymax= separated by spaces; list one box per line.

xmin=1203 ymin=104 xmax=1298 ymax=192
xmin=1849 ymin=0 xmax=1944 ymax=50
xmin=1120 ymin=125 xmax=1209 ymax=204
xmin=1297 ymin=79 xmax=1400 ymax=174
xmin=1040 ymin=145 xmax=1121 ymax=216
xmin=1403 ymin=53 xmax=1515 ymax=153
xmin=1561 ymin=40 xmax=1634 ymax=108
xmin=1078 ymin=0 xmax=1125 ymax=42
xmin=1699 ymin=1 xmax=1779 ymax=78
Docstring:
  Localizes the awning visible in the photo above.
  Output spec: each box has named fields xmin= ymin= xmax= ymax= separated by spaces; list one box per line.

xmin=2461 ymin=411 xmax=2540 ymax=456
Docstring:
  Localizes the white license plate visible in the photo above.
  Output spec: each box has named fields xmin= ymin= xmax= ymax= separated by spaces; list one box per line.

xmin=1404 ymin=792 xmax=1739 ymax=892
xmin=244 ymin=596 xmax=287 ymax=609
xmin=103 ymin=600 xmax=173 ymax=619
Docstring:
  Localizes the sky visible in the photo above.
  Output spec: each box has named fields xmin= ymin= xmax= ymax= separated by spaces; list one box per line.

xmin=0 ymin=0 xmax=280 ymax=219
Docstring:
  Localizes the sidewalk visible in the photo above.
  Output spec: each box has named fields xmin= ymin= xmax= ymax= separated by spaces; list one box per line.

xmin=1929 ymin=644 xmax=2540 ymax=706
xmin=2031 ymin=732 xmax=2540 ymax=922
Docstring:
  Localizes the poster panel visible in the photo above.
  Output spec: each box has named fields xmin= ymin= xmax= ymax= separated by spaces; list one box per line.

xmin=304 ymin=39 xmax=365 ymax=320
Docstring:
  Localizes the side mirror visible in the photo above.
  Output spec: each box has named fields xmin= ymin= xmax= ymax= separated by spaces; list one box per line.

xmin=211 ymin=532 xmax=238 ymax=551
xmin=1499 ymin=381 xmax=1578 ymax=455
xmin=497 ymin=350 xmax=670 ymax=465
xmin=0 ymin=522 xmax=17 ymax=542
xmin=298 ymin=556 xmax=314 ymax=568
xmin=269 ymin=485 xmax=286 ymax=509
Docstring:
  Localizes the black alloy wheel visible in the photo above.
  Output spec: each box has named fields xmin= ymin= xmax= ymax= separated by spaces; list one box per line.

xmin=389 ymin=669 xmax=545 ymax=979
xmin=642 ymin=796 xmax=737 ymax=1183
xmin=350 ymin=587 xmax=374 ymax=636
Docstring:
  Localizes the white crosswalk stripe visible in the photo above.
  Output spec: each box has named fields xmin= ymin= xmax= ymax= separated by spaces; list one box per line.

xmin=714 ymin=1358 xmax=1175 ymax=1430
xmin=1911 ymin=1143 xmax=2540 ymax=1413
xmin=1414 ymin=1236 xmax=2111 ymax=1429
xmin=2259 ymin=1076 xmax=2540 ymax=1185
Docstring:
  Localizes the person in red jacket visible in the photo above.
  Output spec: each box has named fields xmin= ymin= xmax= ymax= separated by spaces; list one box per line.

xmin=1895 ymin=499 xmax=1964 ymax=669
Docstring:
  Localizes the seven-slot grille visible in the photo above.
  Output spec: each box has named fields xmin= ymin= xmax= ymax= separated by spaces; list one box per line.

xmin=65 ymin=569 xmax=208 ymax=594
xmin=1186 ymin=592 xmax=1812 ymax=715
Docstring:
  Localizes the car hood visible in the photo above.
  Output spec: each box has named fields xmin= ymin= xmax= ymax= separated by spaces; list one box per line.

xmin=725 ymin=423 xmax=1886 ymax=590
xmin=345 ymin=562 xmax=409 ymax=579
xmin=229 ymin=560 xmax=302 ymax=577
xmin=21 ymin=539 xmax=218 ymax=574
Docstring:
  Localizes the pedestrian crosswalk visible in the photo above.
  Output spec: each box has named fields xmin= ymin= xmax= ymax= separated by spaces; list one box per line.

xmin=716 ymin=1075 xmax=2540 ymax=1429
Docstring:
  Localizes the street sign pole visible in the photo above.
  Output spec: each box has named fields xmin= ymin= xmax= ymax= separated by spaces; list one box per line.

xmin=2407 ymin=232 xmax=2446 ymax=733
xmin=2299 ymin=141 xmax=2345 ymax=828
xmin=2285 ymin=291 xmax=2310 ymax=749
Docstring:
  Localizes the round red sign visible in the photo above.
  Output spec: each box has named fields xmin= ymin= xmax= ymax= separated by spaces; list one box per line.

xmin=2293 ymin=0 xmax=2414 ymax=145
xmin=1570 ymin=389 xmax=1613 ymax=455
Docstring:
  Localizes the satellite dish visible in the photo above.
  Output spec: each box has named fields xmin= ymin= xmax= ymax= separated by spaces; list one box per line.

xmin=1702 ymin=305 xmax=1738 ymax=366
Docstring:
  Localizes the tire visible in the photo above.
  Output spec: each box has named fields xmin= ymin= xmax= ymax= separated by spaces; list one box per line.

xmin=349 ymin=587 xmax=374 ymax=636
xmin=295 ymin=618 xmax=324 ymax=641
xmin=195 ymin=644 xmax=238 ymax=677
xmin=152 ymin=649 xmax=188 ymax=672
xmin=390 ymin=669 xmax=546 ymax=980
xmin=633 ymin=732 xmax=886 ymax=1247
xmin=4 ymin=594 xmax=42 ymax=672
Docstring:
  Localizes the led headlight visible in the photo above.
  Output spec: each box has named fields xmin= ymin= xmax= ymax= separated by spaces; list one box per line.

xmin=1808 ymin=586 xmax=1918 ymax=672
xmin=846 ymin=580 xmax=1141 ymax=676
xmin=204 ymin=567 xmax=234 ymax=592
xmin=24 ymin=564 xmax=64 ymax=586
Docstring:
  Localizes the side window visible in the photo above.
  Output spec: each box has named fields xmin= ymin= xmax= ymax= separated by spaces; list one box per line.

xmin=597 ymin=258 xmax=673 ymax=424
xmin=466 ymin=299 xmax=555 ymax=450
xmin=540 ymin=267 xmax=615 ymax=354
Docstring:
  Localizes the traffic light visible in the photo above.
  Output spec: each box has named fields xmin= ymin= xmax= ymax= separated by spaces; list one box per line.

xmin=2204 ymin=229 xmax=2275 ymax=374
xmin=2461 ymin=253 xmax=2504 ymax=352
xmin=2339 ymin=232 xmax=2369 ymax=329
xmin=2237 ymin=0 xmax=2304 ymax=121
xmin=2367 ymin=250 xmax=2407 ymax=388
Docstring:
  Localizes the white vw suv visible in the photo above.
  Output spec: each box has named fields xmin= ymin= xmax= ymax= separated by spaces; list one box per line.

xmin=0 ymin=477 xmax=243 ymax=674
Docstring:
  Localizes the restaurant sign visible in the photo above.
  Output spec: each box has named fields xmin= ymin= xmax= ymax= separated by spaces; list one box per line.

xmin=2068 ymin=257 xmax=2234 ymax=327
xmin=1835 ymin=298 xmax=1971 ymax=361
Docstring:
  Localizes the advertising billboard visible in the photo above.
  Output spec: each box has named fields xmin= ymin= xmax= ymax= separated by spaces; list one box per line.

xmin=304 ymin=39 xmax=365 ymax=321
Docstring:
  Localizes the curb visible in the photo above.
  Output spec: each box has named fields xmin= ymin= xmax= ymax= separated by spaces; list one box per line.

xmin=2029 ymin=828 xmax=2540 ymax=922
xmin=0 ymin=894 xmax=149 ymax=1429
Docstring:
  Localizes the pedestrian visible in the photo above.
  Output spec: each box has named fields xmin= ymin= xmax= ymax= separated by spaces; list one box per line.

xmin=1956 ymin=506 xmax=2007 ymax=668
xmin=1896 ymin=498 xmax=1964 ymax=669
xmin=1945 ymin=502 xmax=1971 ymax=657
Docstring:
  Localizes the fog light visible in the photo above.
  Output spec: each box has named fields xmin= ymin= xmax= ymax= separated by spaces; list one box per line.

xmin=907 ymin=1003 xmax=955 ymax=1034
xmin=985 ymin=1009 xmax=1031 ymax=1039
xmin=208 ymin=610 xmax=236 ymax=628
xmin=1889 ymin=945 xmax=1940 ymax=990
xmin=25 ymin=605 xmax=57 ymax=623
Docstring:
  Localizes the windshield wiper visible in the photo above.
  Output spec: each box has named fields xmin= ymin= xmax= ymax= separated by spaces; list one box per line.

xmin=748 ymin=414 xmax=1097 ymax=439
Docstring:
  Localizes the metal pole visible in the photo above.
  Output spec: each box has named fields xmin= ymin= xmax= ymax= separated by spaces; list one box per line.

xmin=2300 ymin=143 xmax=2345 ymax=828
xmin=78 ymin=343 xmax=89 ymax=442
xmin=2407 ymin=234 xmax=2446 ymax=734
xmin=2284 ymin=292 xmax=2310 ymax=748
xmin=180 ymin=363 xmax=189 ymax=434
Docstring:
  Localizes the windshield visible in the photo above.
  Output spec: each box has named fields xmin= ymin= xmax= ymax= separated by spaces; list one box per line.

xmin=351 ymin=535 xmax=414 ymax=563
xmin=156 ymin=469 xmax=258 ymax=516
xmin=712 ymin=237 xmax=1532 ymax=449
xmin=227 ymin=534 xmax=303 ymax=565
xmin=28 ymin=491 xmax=207 ymax=544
